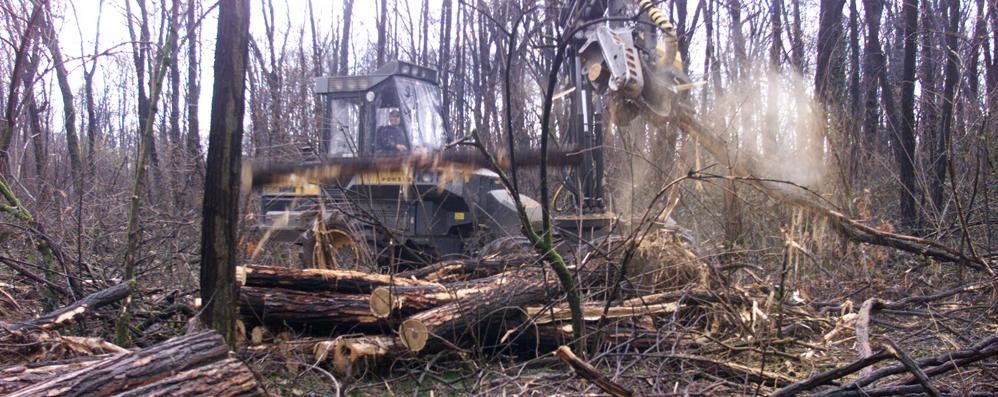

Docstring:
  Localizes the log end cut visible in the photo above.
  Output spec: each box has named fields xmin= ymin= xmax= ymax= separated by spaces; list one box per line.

xmin=399 ymin=319 xmax=427 ymax=352
xmin=370 ymin=287 xmax=395 ymax=318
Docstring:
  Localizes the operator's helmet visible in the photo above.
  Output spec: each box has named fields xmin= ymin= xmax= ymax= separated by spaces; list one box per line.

xmin=389 ymin=109 xmax=401 ymax=118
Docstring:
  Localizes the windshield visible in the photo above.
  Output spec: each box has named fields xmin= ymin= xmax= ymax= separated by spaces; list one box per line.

xmin=394 ymin=77 xmax=447 ymax=149
xmin=325 ymin=97 xmax=361 ymax=157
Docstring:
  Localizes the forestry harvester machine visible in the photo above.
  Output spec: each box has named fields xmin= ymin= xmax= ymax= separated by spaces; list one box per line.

xmin=250 ymin=0 xmax=691 ymax=270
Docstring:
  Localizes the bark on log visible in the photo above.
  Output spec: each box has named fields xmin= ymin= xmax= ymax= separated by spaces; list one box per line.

xmin=239 ymin=265 xmax=435 ymax=293
xmin=111 ymin=357 xmax=266 ymax=397
xmin=314 ymin=335 xmax=405 ymax=376
xmin=6 ymin=331 xmax=238 ymax=396
xmin=398 ymin=268 xmax=554 ymax=352
xmin=370 ymin=270 xmax=535 ymax=318
xmin=0 ymin=355 xmax=111 ymax=394
xmin=1 ymin=283 xmax=130 ymax=336
xmin=239 ymin=286 xmax=380 ymax=330
xmin=396 ymin=253 xmax=537 ymax=282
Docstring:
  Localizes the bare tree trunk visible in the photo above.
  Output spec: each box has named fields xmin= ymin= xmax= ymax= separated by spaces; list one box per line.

xmin=200 ymin=0 xmax=251 ymax=347
xmin=82 ymin=2 xmax=103 ymax=171
xmin=125 ymin=0 xmax=162 ymax=190
xmin=307 ymin=0 xmax=323 ymax=76
xmin=41 ymin=8 xmax=82 ymax=189
xmin=117 ymin=0 xmax=178 ymax=346
xmin=0 ymin=3 xmax=43 ymax=176
xmin=339 ymin=0 xmax=354 ymax=74
xmin=815 ymin=0 xmax=846 ymax=104
xmin=168 ymin=0 xmax=181 ymax=146
xmin=789 ymin=0 xmax=804 ymax=73
xmin=896 ymin=0 xmax=920 ymax=231
xmin=862 ymin=0 xmax=885 ymax=148
xmin=439 ymin=0 xmax=452 ymax=130
xmin=377 ymin=0 xmax=388 ymax=66
xmin=186 ymin=0 xmax=203 ymax=172
xmin=930 ymin=0 xmax=960 ymax=213
xmin=420 ymin=0 xmax=429 ymax=65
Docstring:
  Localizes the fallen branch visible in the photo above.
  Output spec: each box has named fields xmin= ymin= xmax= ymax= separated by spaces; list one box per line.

xmin=1 ymin=283 xmax=130 ymax=337
xmin=855 ymin=298 xmax=885 ymax=377
xmin=770 ymin=349 xmax=893 ymax=397
xmin=555 ymin=345 xmax=633 ymax=397
xmin=884 ymin=338 xmax=941 ymax=397
xmin=821 ymin=333 xmax=998 ymax=394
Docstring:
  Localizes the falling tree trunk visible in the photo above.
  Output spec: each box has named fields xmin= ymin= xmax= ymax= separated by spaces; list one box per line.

xmin=897 ymin=0 xmax=920 ymax=230
xmin=200 ymin=0 xmax=251 ymax=347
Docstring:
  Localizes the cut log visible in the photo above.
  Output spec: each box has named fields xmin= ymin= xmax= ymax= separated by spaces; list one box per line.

xmin=370 ymin=271 xmax=530 ymax=318
xmin=1 ymin=283 xmax=130 ymax=336
xmin=397 ymin=268 xmax=554 ymax=352
xmin=239 ymin=265 xmax=435 ymax=294
xmin=111 ymin=357 xmax=265 ymax=397
xmin=6 ymin=331 xmax=236 ymax=396
xmin=314 ymin=335 xmax=405 ymax=376
xmin=239 ymin=286 xmax=380 ymax=331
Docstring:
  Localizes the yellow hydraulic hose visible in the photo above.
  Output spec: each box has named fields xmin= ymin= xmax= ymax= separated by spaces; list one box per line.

xmin=636 ymin=0 xmax=685 ymax=71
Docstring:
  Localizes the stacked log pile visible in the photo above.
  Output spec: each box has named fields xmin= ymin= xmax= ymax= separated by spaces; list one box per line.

xmin=236 ymin=231 xmax=998 ymax=396
xmin=234 ymin=246 xmax=719 ymax=376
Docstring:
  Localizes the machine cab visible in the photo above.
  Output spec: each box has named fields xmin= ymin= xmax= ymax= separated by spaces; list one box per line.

xmin=316 ymin=61 xmax=449 ymax=158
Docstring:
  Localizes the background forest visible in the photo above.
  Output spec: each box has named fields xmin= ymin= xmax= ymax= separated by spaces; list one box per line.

xmin=0 ymin=0 xmax=995 ymax=395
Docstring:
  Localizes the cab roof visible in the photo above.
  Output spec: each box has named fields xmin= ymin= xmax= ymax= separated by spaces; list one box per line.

xmin=314 ymin=61 xmax=439 ymax=94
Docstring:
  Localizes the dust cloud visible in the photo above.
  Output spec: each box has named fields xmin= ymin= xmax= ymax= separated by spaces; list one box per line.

xmin=705 ymin=67 xmax=827 ymax=189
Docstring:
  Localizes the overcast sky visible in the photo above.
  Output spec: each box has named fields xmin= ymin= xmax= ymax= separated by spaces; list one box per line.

xmin=55 ymin=0 xmax=438 ymax=140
